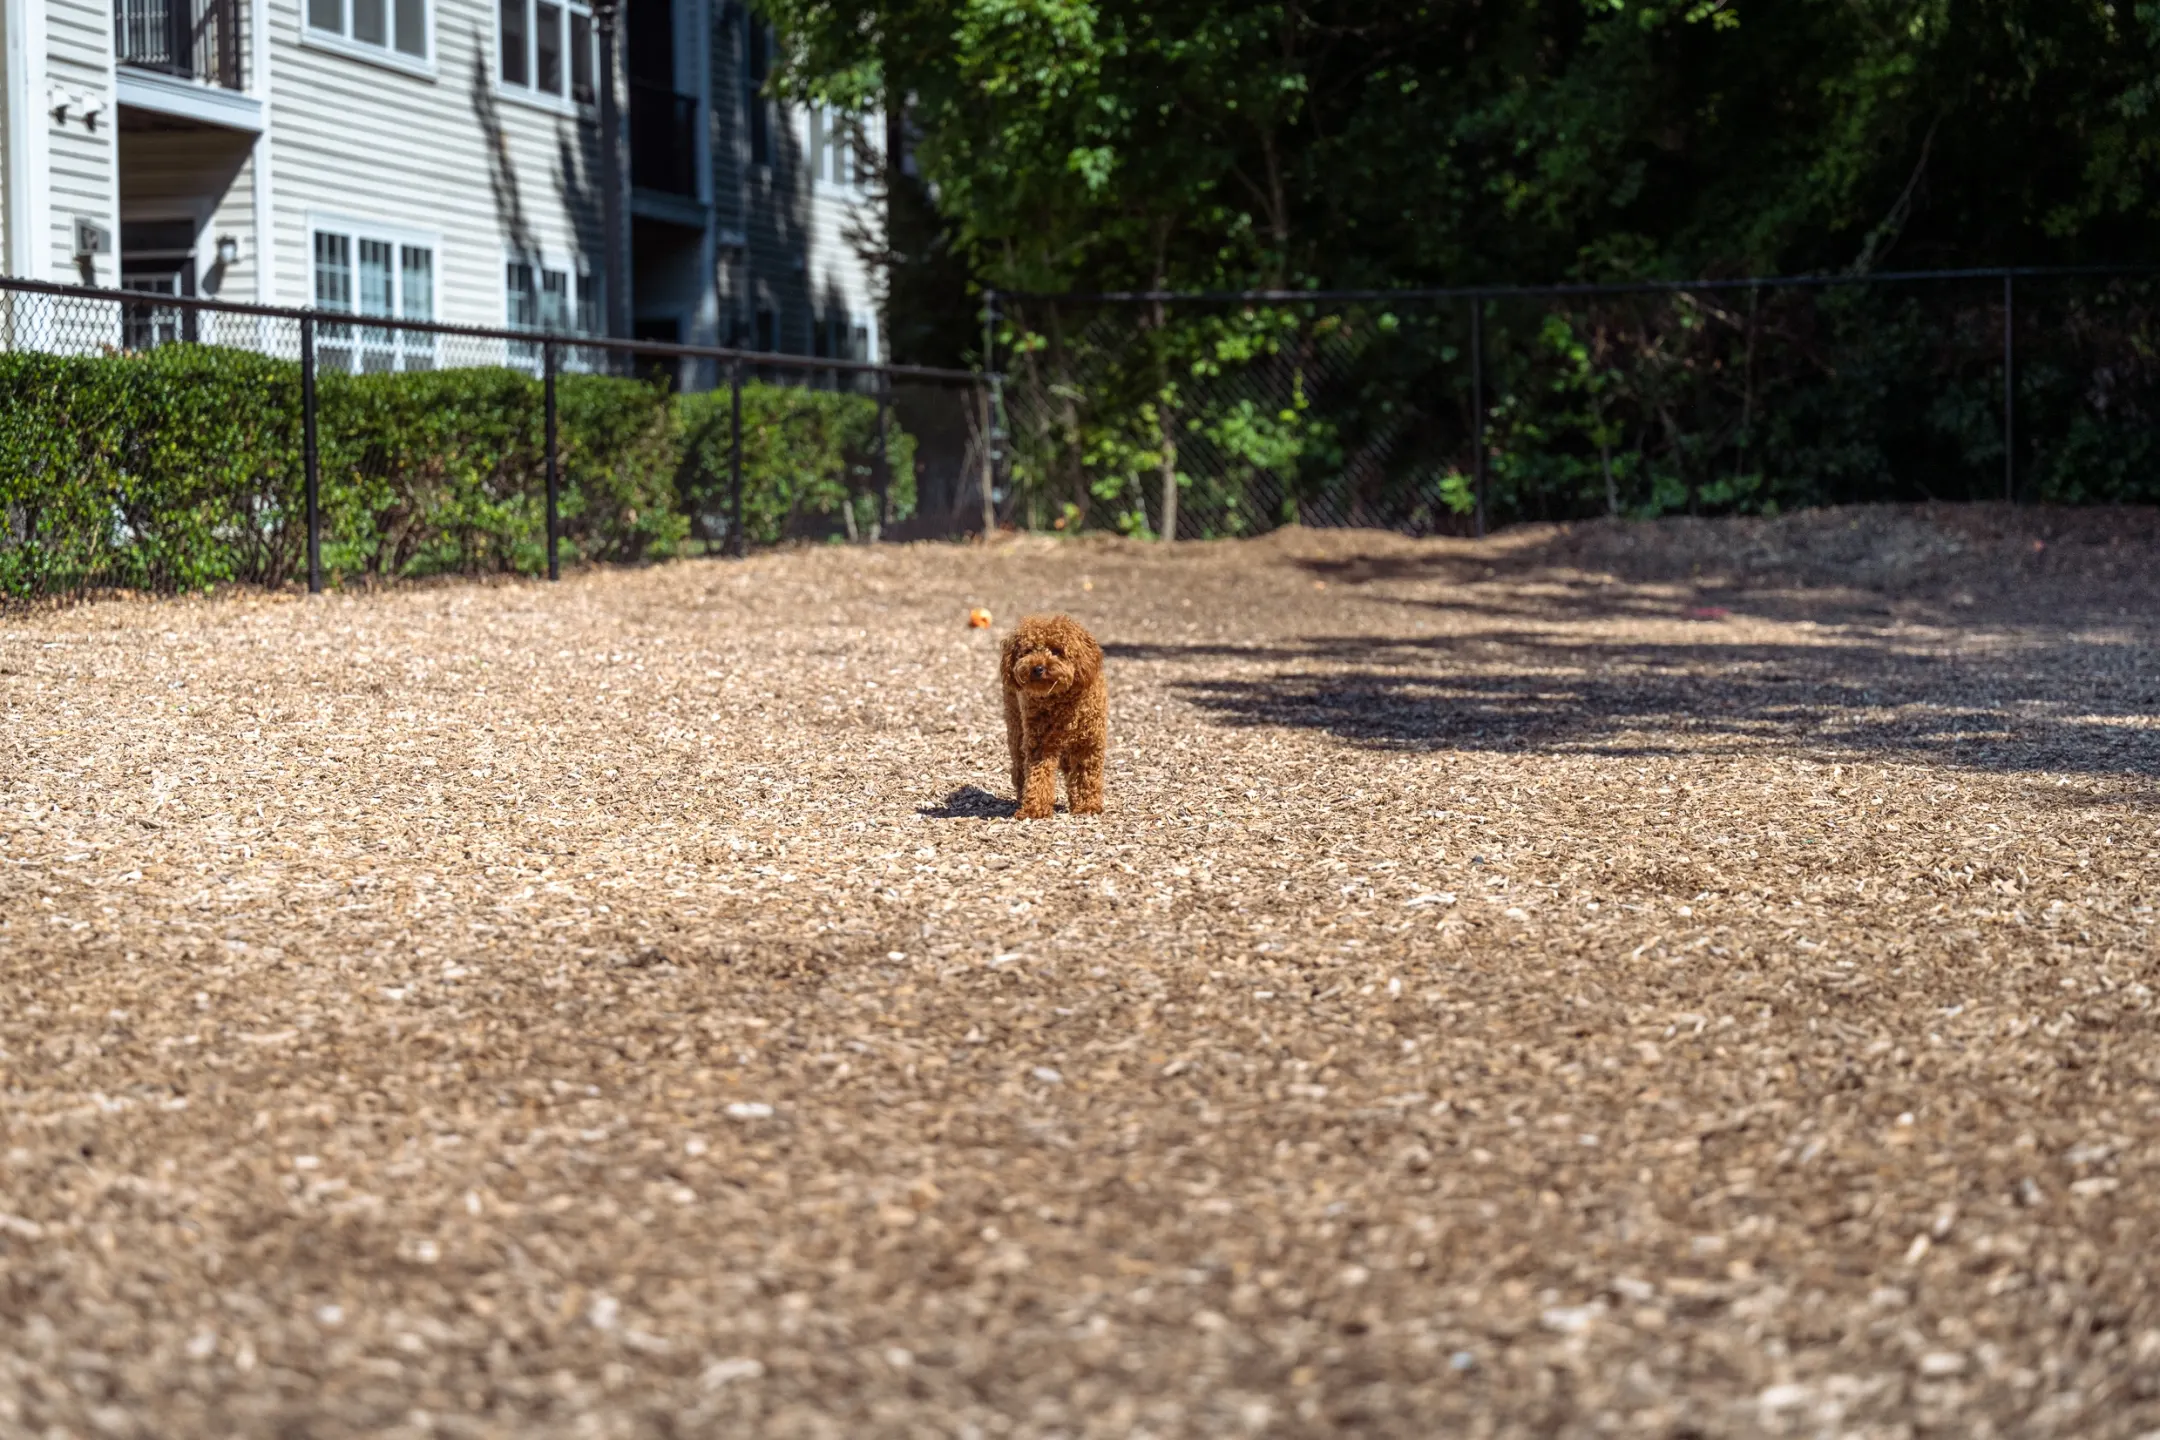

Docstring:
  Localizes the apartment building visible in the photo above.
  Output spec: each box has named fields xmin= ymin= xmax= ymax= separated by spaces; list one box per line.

xmin=0 ymin=0 xmax=879 ymax=370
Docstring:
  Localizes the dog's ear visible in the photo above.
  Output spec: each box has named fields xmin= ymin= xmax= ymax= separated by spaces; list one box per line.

xmin=1070 ymin=625 xmax=1104 ymax=684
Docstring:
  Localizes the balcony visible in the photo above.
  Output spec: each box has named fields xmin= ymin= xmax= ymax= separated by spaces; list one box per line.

xmin=114 ymin=0 xmax=262 ymax=131
xmin=630 ymin=82 xmax=698 ymax=198
xmin=115 ymin=0 xmax=245 ymax=89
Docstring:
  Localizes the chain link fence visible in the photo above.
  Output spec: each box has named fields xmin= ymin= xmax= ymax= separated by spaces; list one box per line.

xmin=995 ymin=267 xmax=2160 ymax=541
xmin=0 ymin=277 xmax=989 ymax=601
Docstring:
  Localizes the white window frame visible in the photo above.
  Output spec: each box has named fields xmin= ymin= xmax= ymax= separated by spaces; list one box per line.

xmin=496 ymin=0 xmax=597 ymax=117
xmin=808 ymin=107 xmax=880 ymax=192
xmin=812 ymin=106 xmax=864 ymax=191
xmin=311 ymin=215 xmax=441 ymax=373
xmin=301 ymin=0 xmax=436 ymax=77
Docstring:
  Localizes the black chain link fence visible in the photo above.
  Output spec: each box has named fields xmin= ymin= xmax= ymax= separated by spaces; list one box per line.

xmin=0 ymin=277 xmax=989 ymax=601
xmin=995 ymin=267 xmax=2160 ymax=541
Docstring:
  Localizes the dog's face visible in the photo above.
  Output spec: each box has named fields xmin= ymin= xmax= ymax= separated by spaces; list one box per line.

xmin=1005 ymin=615 xmax=1100 ymax=699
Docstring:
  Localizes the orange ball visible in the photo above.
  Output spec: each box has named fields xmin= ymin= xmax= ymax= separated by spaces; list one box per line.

xmin=967 ymin=607 xmax=993 ymax=629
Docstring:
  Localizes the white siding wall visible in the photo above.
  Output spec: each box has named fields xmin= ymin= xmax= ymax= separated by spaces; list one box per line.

xmin=205 ymin=146 xmax=256 ymax=297
xmin=263 ymin=0 xmax=602 ymax=325
xmin=796 ymin=103 xmax=878 ymax=359
xmin=118 ymin=128 xmax=256 ymax=295
xmin=43 ymin=0 xmax=115 ymax=283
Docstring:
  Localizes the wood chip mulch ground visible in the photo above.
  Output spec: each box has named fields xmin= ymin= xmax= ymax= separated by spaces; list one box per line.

xmin=4 ymin=504 xmax=2158 ymax=1438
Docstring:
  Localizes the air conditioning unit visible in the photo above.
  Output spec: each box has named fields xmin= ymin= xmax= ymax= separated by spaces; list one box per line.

xmin=74 ymin=218 xmax=113 ymax=258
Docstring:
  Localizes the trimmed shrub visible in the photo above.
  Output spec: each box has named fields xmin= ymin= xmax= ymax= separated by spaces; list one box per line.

xmin=0 ymin=347 xmax=919 ymax=598
xmin=0 ymin=346 xmax=305 ymax=594
xmin=678 ymin=383 xmax=917 ymax=546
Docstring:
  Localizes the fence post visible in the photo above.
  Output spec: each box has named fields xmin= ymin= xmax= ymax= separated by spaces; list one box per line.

xmin=981 ymin=290 xmax=1000 ymax=542
xmin=301 ymin=311 xmax=321 ymax=594
xmin=544 ymin=338 xmax=560 ymax=581
xmin=2002 ymin=270 xmax=2016 ymax=505
xmin=874 ymin=370 xmax=892 ymax=540
xmin=978 ymin=383 xmax=997 ymax=542
xmin=729 ymin=354 xmax=746 ymax=558
xmin=1470 ymin=296 xmax=1487 ymax=540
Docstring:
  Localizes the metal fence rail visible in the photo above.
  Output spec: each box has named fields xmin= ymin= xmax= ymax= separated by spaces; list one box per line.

xmin=0 ymin=276 xmax=990 ymax=600
xmin=992 ymin=264 xmax=2160 ymax=540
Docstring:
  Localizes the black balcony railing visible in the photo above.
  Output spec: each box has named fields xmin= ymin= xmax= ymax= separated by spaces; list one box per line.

xmin=630 ymin=83 xmax=699 ymax=198
xmin=115 ymin=0 xmax=245 ymax=90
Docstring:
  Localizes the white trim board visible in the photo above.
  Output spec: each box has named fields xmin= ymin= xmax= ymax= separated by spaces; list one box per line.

xmin=306 ymin=211 xmax=444 ymax=254
xmin=115 ymin=66 xmax=266 ymax=133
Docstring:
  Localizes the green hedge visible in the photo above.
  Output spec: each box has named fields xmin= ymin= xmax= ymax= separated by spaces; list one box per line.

xmin=0 ymin=345 xmax=917 ymax=597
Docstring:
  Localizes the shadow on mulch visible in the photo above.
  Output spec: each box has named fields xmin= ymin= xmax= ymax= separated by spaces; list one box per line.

xmin=1108 ymin=629 xmax=2158 ymax=778
xmin=1109 ymin=510 xmax=2160 ymax=780
xmin=919 ymin=785 xmax=1016 ymax=819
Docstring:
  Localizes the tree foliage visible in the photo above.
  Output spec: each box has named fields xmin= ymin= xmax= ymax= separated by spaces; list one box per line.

xmin=759 ymin=0 xmax=2160 ymax=294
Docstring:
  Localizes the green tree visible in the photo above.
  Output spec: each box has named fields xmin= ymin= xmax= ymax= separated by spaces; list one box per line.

xmin=758 ymin=0 xmax=2160 ymax=293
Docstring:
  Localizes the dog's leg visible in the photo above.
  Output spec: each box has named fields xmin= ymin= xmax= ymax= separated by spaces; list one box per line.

xmin=1004 ymin=684 xmax=1026 ymax=805
xmin=1017 ymin=749 xmax=1061 ymax=819
xmin=1062 ymin=744 xmax=1105 ymax=815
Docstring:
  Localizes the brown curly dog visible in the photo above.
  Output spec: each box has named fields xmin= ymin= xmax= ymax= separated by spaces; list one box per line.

xmin=1001 ymin=614 xmax=1107 ymax=818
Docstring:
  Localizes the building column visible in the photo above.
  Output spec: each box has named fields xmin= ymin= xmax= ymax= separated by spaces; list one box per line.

xmin=249 ymin=0 xmax=273 ymax=303
xmin=2 ymin=0 xmax=52 ymax=278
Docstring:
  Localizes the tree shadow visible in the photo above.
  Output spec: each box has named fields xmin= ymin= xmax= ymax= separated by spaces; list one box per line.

xmin=919 ymin=785 xmax=1016 ymax=819
xmin=1108 ymin=626 xmax=2160 ymax=781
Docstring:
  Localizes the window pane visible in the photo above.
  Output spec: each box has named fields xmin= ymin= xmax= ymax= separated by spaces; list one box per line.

xmin=307 ymin=0 xmax=342 ymax=34
xmin=755 ymin=308 xmax=774 ymax=352
xmin=500 ymin=0 xmax=528 ymax=85
xmin=808 ymin=107 xmax=824 ymax=182
xmin=535 ymin=2 xmax=562 ymax=94
xmin=570 ymin=13 xmax=593 ymax=103
xmin=394 ymin=0 xmax=425 ymax=56
xmin=400 ymin=247 xmax=435 ymax=370
xmin=353 ymin=0 xmax=386 ymax=46
xmin=357 ymin=240 xmax=395 ymax=370
xmin=314 ymin=232 xmax=353 ymax=371
xmin=506 ymin=262 xmax=538 ymax=329
xmin=541 ymin=269 xmax=569 ymax=332
xmin=358 ymin=239 xmax=395 ymax=316
xmin=576 ymin=272 xmax=599 ymax=334
xmin=400 ymin=246 xmax=433 ymax=321
xmin=313 ymin=232 xmax=352 ymax=311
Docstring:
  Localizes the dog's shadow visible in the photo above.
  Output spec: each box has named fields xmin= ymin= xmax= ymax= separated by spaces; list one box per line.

xmin=918 ymin=785 xmax=1017 ymax=820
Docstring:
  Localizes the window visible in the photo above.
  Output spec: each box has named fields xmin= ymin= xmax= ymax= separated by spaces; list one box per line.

xmin=508 ymin=257 xmax=599 ymax=367
xmin=314 ymin=226 xmax=434 ymax=372
xmin=501 ymin=0 xmax=595 ymax=104
xmin=309 ymin=0 xmax=427 ymax=61
xmin=755 ymin=307 xmax=775 ymax=352
xmin=809 ymin=109 xmax=872 ymax=187
xmin=570 ymin=14 xmax=593 ymax=102
xmin=816 ymin=109 xmax=856 ymax=186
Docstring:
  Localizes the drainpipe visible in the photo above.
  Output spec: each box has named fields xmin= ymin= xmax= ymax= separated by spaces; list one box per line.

xmin=591 ymin=0 xmax=628 ymax=339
